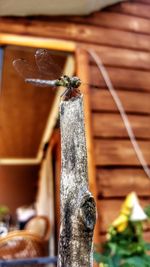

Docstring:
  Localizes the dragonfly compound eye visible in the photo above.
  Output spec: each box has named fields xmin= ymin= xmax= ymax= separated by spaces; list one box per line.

xmin=71 ymin=77 xmax=81 ymax=88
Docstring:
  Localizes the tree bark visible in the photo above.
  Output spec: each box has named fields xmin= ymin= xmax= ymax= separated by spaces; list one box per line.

xmin=57 ymin=95 xmax=96 ymax=267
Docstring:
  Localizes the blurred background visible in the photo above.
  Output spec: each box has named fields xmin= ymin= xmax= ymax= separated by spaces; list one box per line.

xmin=0 ymin=0 xmax=150 ymax=265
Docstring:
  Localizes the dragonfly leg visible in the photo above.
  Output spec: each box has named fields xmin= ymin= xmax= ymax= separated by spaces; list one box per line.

xmin=60 ymin=87 xmax=70 ymax=98
xmin=61 ymin=87 xmax=81 ymax=100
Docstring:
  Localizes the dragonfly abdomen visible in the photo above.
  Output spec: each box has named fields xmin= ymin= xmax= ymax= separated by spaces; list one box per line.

xmin=25 ymin=78 xmax=57 ymax=87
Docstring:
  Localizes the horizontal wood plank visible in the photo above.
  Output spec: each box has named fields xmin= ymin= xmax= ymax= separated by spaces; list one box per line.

xmin=91 ymin=66 xmax=150 ymax=91
xmin=70 ymin=12 xmax=150 ymax=34
xmin=90 ymin=89 xmax=150 ymax=114
xmin=132 ymin=0 xmax=150 ymax=4
xmin=97 ymin=199 xmax=150 ymax=233
xmin=107 ymin=2 xmax=150 ymax=19
xmin=92 ymin=113 xmax=150 ymax=139
xmin=94 ymin=139 xmax=150 ymax=166
xmin=1 ymin=18 xmax=150 ymax=51
xmin=96 ymin=168 xmax=150 ymax=197
xmin=89 ymin=45 xmax=150 ymax=70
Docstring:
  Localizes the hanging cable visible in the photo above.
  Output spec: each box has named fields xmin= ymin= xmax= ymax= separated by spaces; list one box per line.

xmin=88 ymin=48 xmax=150 ymax=179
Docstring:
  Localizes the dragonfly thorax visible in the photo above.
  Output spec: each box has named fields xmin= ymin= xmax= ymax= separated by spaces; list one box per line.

xmin=56 ymin=75 xmax=81 ymax=89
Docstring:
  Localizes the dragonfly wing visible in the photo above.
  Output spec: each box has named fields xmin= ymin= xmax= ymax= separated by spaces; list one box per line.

xmin=13 ymin=59 xmax=53 ymax=87
xmin=13 ymin=58 xmax=40 ymax=79
xmin=35 ymin=49 xmax=61 ymax=79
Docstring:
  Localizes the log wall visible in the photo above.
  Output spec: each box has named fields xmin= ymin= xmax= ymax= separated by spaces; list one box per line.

xmin=86 ymin=0 xmax=150 ymax=239
xmin=0 ymin=0 xmax=150 ymax=242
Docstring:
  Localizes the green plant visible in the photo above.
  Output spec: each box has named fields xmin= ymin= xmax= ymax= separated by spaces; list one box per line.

xmin=0 ymin=205 xmax=9 ymax=219
xmin=94 ymin=193 xmax=150 ymax=267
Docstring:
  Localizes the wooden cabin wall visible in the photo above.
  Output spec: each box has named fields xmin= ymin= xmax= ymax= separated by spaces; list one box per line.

xmin=0 ymin=46 xmax=56 ymax=158
xmin=0 ymin=0 xmax=150 ymax=241
xmin=87 ymin=1 xmax=150 ymax=240
xmin=0 ymin=47 xmax=64 ymax=219
xmin=0 ymin=46 xmax=55 ymax=218
xmin=0 ymin=165 xmax=39 ymax=216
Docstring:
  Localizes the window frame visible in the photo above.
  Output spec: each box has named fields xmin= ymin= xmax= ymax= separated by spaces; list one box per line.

xmin=0 ymin=33 xmax=76 ymax=165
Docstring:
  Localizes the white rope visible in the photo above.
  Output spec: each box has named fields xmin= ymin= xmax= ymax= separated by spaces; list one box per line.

xmin=88 ymin=48 xmax=150 ymax=179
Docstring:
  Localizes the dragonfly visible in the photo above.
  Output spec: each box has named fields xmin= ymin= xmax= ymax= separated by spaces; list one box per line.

xmin=13 ymin=48 xmax=82 ymax=99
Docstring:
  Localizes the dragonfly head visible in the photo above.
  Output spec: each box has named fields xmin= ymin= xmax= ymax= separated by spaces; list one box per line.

xmin=56 ymin=75 xmax=81 ymax=89
xmin=70 ymin=76 xmax=81 ymax=88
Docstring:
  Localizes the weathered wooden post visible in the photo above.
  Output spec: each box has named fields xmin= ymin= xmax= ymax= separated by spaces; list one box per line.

xmin=12 ymin=48 xmax=96 ymax=264
xmin=57 ymin=95 xmax=96 ymax=267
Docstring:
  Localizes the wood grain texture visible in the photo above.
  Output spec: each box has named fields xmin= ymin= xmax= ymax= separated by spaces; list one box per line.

xmin=88 ymin=45 xmax=150 ymax=70
xmin=76 ymin=49 xmax=100 ymax=244
xmin=1 ymin=18 xmax=150 ymax=51
xmin=96 ymin=168 xmax=150 ymax=197
xmin=53 ymin=131 xmax=61 ymax=243
xmin=91 ymin=65 xmax=150 ymax=91
xmin=94 ymin=139 xmax=150 ymax=166
xmin=107 ymin=2 xmax=150 ymax=19
xmin=70 ymin=12 xmax=150 ymax=34
xmin=90 ymin=89 xmax=150 ymax=114
xmin=0 ymin=0 xmax=150 ymax=243
xmin=132 ymin=0 xmax=150 ymax=4
xmin=58 ymin=97 xmax=96 ymax=267
xmin=92 ymin=113 xmax=150 ymax=139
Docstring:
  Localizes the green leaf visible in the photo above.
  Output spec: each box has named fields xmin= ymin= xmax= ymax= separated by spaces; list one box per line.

xmin=93 ymin=251 xmax=102 ymax=263
xmin=121 ymin=255 xmax=150 ymax=267
xmin=0 ymin=205 xmax=9 ymax=215
xmin=112 ymin=254 xmax=121 ymax=266
xmin=93 ymin=252 xmax=109 ymax=264
xmin=108 ymin=243 xmax=117 ymax=255
xmin=144 ymin=242 xmax=150 ymax=251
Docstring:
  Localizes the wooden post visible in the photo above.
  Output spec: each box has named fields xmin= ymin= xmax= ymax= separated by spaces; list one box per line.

xmin=57 ymin=96 xmax=96 ymax=267
xmin=76 ymin=48 xmax=100 ymax=246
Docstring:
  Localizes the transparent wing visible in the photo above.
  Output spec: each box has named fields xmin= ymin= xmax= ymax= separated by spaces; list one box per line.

xmin=35 ymin=49 xmax=61 ymax=80
xmin=13 ymin=58 xmax=42 ymax=79
xmin=13 ymin=59 xmax=55 ymax=87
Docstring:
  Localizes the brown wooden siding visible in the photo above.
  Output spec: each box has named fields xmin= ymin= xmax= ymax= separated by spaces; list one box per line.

xmin=0 ymin=0 xmax=150 ymax=242
xmin=91 ymin=89 xmax=150 ymax=114
xmin=96 ymin=168 xmax=150 ymax=197
xmin=0 ymin=165 xmax=39 ymax=215
xmin=86 ymin=0 xmax=150 ymax=240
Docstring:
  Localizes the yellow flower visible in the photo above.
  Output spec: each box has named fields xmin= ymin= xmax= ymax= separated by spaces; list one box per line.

xmin=112 ymin=214 xmax=128 ymax=232
xmin=110 ymin=192 xmax=147 ymax=233
xmin=111 ymin=192 xmax=136 ymax=232
xmin=111 ymin=193 xmax=135 ymax=232
xmin=121 ymin=192 xmax=135 ymax=216
xmin=99 ymin=263 xmax=108 ymax=267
